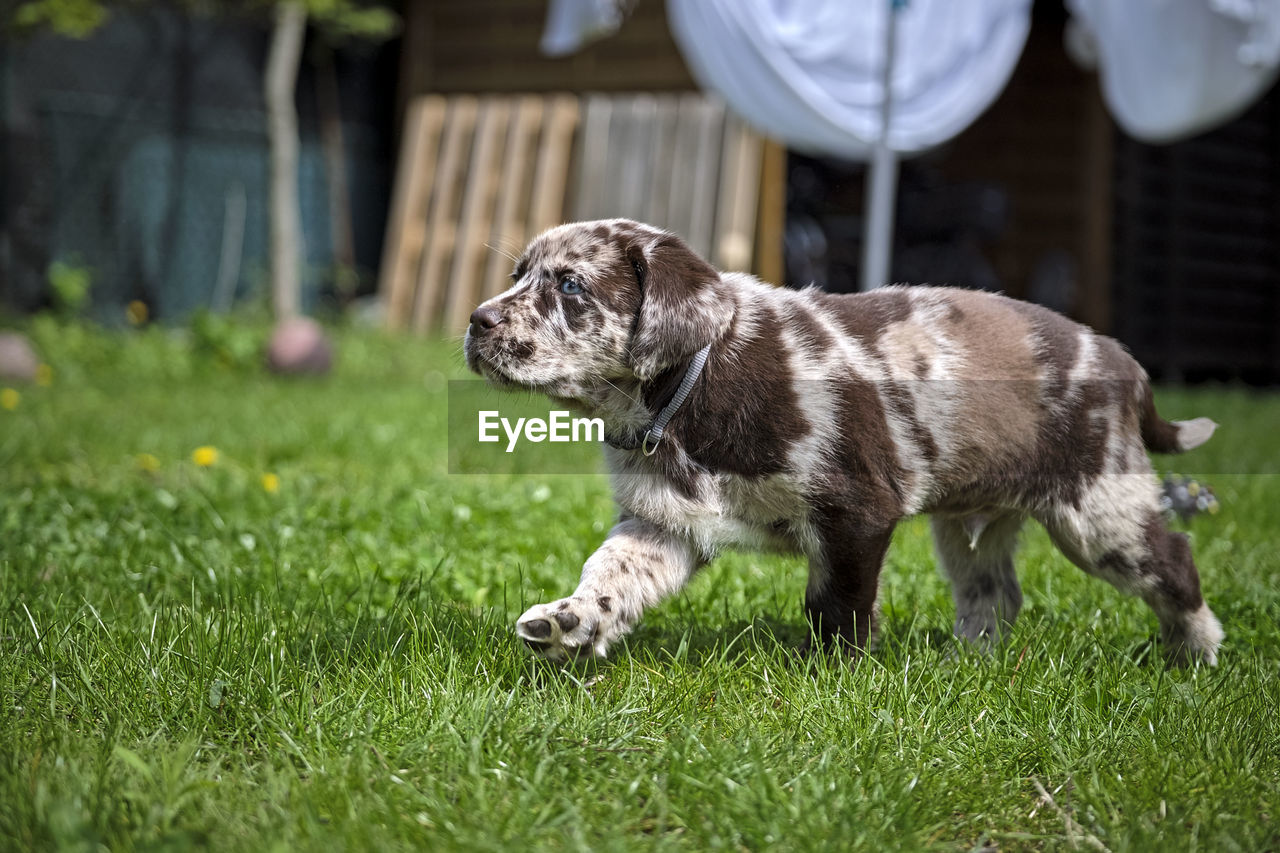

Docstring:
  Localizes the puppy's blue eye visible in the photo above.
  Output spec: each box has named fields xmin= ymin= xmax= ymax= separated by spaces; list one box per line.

xmin=559 ymin=277 xmax=584 ymax=295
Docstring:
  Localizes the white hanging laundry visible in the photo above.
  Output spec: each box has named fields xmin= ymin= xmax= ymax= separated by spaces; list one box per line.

xmin=540 ymin=0 xmax=634 ymax=57
xmin=1067 ymin=0 xmax=1280 ymax=143
xmin=663 ymin=0 xmax=1033 ymax=158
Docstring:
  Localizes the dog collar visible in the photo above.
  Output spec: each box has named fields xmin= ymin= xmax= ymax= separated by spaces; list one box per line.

xmin=606 ymin=343 xmax=712 ymax=455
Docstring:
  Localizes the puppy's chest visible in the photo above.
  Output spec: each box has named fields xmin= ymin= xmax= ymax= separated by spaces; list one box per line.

xmin=613 ymin=460 xmax=810 ymax=553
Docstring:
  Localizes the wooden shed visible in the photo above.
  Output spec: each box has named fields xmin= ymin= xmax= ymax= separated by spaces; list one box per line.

xmin=398 ymin=0 xmax=694 ymax=95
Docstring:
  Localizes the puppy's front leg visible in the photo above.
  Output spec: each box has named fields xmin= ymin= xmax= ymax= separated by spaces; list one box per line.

xmin=516 ymin=517 xmax=700 ymax=661
xmin=804 ymin=511 xmax=896 ymax=656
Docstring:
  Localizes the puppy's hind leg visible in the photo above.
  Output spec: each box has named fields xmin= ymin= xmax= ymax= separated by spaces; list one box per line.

xmin=931 ymin=512 xmax=1025 ymax=651
xmin=1038 ymin=474 xmax=1223 ymax=666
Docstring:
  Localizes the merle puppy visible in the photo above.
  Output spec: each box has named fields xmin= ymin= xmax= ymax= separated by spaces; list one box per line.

xmin=464 ymin=219 xmax=1223 ymax=666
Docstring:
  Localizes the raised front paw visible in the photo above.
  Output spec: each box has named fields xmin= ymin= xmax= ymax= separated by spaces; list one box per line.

xmin=516 ymin=597 xmax=613 ymax=662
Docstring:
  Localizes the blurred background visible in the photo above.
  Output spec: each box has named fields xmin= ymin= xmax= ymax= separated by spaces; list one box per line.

xmin=2 ymin=0 xmax=1279 ymax=382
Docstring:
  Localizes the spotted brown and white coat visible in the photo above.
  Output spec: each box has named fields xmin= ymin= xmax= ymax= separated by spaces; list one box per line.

xmin=464 ymin=219 xmax=1224 ymax=666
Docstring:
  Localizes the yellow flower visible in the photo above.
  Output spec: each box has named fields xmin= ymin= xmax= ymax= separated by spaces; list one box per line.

xmin=0 ymin=388 xmax=18 ymax=411
xmin=126 ymin=300 xmax=149 ymax=326
xmin=261 ymin=472 xmax=280 ymax=494
xmin=136 ymin=453 xmax=160 ymax=473
xmin=35 ymin=364 xmax=53 ymax=387
xmin=192 ymin=446 xmax=219 ymax=467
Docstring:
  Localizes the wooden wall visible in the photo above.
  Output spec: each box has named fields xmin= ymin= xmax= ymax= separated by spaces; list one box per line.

xmin=1111 ymin=90 xmax=1280 ymax=381
xmin=399 ymin=0 xmax=695 ymax=100
xmin=930 ymin=5 xmax=1114 ymax=332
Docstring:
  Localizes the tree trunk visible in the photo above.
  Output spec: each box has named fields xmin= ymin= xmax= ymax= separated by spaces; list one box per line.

xmin=265 ymin=1 xmax=308 ymax=318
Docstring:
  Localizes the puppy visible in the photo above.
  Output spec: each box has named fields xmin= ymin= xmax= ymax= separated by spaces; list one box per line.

xmin=464 ymin=219 xmax=1223 ymax=665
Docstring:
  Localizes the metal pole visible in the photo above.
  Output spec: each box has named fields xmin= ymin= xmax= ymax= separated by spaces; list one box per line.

xmin=860 ymin=0 xmax=904 ymax=292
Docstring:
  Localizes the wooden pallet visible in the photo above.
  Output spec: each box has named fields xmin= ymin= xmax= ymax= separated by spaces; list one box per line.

xmin=379 ymin=93 xmax=768 ymax=334
xmin=379 ymin=94 xmax=579 ymax=333
xmin=570 ymin=93 xmax=763 ymax=272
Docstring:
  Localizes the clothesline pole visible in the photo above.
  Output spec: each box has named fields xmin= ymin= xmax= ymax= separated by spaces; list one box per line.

xmin=860 ymin=0 xmax=904 ymax=292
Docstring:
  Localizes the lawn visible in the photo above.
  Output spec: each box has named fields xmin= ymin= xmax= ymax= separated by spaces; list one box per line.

xmin=2 ymin=321 xmax=1278 ymax=851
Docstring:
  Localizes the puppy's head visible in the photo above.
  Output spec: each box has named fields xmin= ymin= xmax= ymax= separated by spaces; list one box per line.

xmin=464 ymin=219 xmax=733 ymax=398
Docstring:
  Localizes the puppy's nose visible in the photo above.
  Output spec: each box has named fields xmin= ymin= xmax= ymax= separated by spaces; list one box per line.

xmin=469 ymin=306 xmax=505 ymax=335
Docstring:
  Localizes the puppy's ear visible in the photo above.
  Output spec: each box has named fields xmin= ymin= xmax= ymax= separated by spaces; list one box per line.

xmin=626 ymin=235 xmax=733 ymax=380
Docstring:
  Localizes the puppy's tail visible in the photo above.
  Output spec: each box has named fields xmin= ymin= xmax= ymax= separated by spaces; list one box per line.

xmin=1140 ymin=386 xmax=1217 ymax=454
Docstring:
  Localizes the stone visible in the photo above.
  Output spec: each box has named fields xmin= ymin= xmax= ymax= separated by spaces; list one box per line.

xmin=0 ymin=332 xmax=39 ymax=383
xmin=265 ymin=317 xmax=333 ymax=376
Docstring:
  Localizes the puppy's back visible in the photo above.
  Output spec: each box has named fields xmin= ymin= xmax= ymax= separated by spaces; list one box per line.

xmin=811 ymin=285 xmax=1151 ymax=507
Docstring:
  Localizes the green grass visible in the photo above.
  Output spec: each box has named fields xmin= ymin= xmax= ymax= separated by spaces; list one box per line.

xmin=2 ymin=321 xmax=1278 ymax=851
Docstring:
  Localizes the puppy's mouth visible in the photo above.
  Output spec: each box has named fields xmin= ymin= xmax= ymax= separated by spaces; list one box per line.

xmin=464 ymin=332 xmax=545 ymax=391
xmin=465 ymin=329 xmax=611 ymax=404
xmin=465 ymin=343 xmax=517 ymax=387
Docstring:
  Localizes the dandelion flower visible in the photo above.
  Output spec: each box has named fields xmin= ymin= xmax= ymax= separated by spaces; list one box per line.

xmin=261 ymin=472 xmax=280 ymax=494
xmin=126 ymin=300 xmax=149 ymax=326
xmin=0 ymin=388 xmax=18 ymax=411
xmin=35 ymin=364 xmax=53 ymax=387
xmin=137 ymin=453 xmax=160 ymax=473
xmin=192 ymin=446 xmax=219 ymax=467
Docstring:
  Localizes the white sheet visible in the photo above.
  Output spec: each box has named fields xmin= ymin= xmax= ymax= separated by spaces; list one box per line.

xmin=540 ymin=0 xmax=631 ymax=57
xmin=1067 ymin=0 xmax=1280 ymax=143
xmin=663 ymin=0 xmax=1032 ymax=158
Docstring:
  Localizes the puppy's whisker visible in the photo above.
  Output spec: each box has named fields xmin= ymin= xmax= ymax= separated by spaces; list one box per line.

xmin=598 ymin=374 xmax=642 ymax=407
xmin=487 ymin=234 xmax=526 ymax=263
xmin=485 ymin=242 xmax=520 ymax=264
